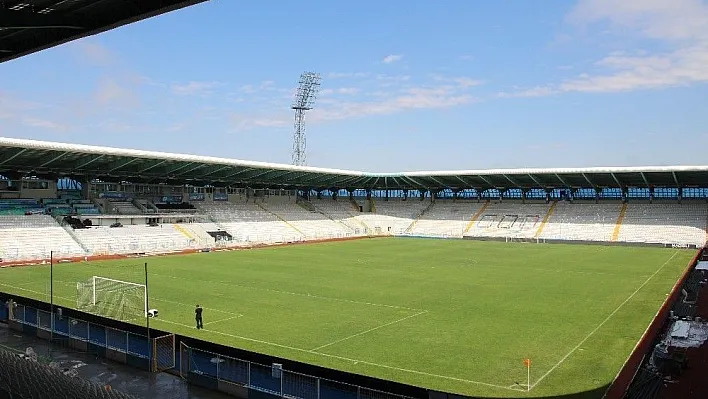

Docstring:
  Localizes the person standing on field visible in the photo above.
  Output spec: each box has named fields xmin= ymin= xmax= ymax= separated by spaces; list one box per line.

xmin=195 ymin=304 xmax=203 ymax=329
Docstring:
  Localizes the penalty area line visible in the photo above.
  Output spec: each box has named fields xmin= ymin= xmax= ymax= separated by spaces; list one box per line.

xmin=311 ymin=310 xmax=429 ymax=351
xmin=194 ymin=324 xmax=521 ymax=392
xmin=529 ymin=250 xmax=680 ymax=390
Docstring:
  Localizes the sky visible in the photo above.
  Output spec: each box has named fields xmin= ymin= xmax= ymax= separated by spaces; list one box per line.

xmin=1 ymin=0 xmax=707 ymax=173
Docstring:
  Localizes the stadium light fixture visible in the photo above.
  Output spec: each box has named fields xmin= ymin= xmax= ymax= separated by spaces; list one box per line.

xmin=291 ymin=72 xmax=321 ymax=166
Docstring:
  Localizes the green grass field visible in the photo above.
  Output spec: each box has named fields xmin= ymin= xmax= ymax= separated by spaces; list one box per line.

xmin=0 ymin=238 xmax=693 ymax=398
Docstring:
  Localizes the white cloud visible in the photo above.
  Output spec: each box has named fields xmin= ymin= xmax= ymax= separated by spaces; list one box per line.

xmin=497 ymin=86 xmax=558 ymax=98
xmin=327 ymin=72 xmax=370 ymax=79
xmin=320 ymin=87 xmax=360 ymax=96
xmin=229 ymin=113 xmax=290 ymax=132
xmin=171 ymin=81 xmax=219 ymax=96
xmin=224 ymin=73 xmax=481 ymax=129
xmin=311 ymin=78 xmax=478 ymax=122
xmin=507 ymin=0 xmax=708 ymax=97
xmin=72 ymin=40 xmax=117 ymax=66
xmin=382 ymin=54 xmax=403 ymax=64
xmin=21 ymin=117 xmax=67 ymax=131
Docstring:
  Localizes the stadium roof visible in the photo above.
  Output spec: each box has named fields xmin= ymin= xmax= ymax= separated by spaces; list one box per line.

xmin=2 ymin=137 xmax=708 ymax=191
xmin=0 ymin=0 xmax=207 ymax=64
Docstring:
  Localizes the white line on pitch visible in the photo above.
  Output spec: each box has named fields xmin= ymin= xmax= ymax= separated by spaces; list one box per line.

xmin=205 ymin=315 xmax=242 ymax=326
xmin=153 ymin=314 xmax=243 ymax=330
xmin=191 ymin=324 xmax=522 ymax=392
xmin=150 ymin=297 xmax=242 ymax=317
xmin=530 ymin=250 xmax=680 ymax=390
xmin=311 ymin=310 xmax=429 ymax=351
xmin=153 ymin=272 xmax=423 ymax=311
xmin=0 ymin=281 xmax=517 ymax=392
xmin=0 ymin=282 xmax=73 ymax=303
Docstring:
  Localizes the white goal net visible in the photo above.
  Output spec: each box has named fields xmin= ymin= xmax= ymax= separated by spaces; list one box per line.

xmin=76 ymin=276 xmax=147 ymax=322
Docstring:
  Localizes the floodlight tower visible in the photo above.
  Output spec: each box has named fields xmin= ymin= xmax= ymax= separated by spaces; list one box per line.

xmin=291 ymin=72 xmax=321 ymax=166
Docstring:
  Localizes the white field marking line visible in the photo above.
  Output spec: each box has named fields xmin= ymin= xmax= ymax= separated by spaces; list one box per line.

xmin=311 ymin=310 xmax=429 ymax=351
xmin=153 ymin=272 xmax=423 ymax=311
xmin=530 ymin=250 xmax=680 ymax=390
xmin=153 ymin=314 xmax=243 ymax=330
xmin=0 ymin=280 xmax=513 ymax=392
xmin=205 ymin=315 xmax=242 ymax=326
xmin=192 ymin=323 xmax=523 ymax=392
xmin=149 ymin=297 xmax=243 ymax=317
xmin=0 ymin=282 xmax=74 ymax=303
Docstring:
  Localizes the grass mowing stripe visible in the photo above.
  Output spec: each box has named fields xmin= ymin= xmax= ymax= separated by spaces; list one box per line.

xmin=529 ymin=250 xmax=680 ymax=390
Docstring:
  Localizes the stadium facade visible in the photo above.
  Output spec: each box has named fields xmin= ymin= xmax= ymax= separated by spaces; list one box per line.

xmin=1 ymin=136 xmax=708 ymax=264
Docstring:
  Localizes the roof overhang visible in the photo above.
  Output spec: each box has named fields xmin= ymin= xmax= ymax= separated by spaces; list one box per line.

xmin=0 ymin=0 xmax=208 ymax=64
xmin=1 ymin=137 xmax=708 ymax=190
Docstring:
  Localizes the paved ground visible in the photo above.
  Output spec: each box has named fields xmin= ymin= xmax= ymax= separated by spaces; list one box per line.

xmin=0 ymin=323 xmax=232 ymax=399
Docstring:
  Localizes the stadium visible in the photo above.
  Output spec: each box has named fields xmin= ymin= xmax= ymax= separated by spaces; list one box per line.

xmin=1 ymin=1 xmax=708 ymax=399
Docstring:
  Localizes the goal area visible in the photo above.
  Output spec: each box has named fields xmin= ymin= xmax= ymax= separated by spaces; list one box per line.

xmin=76 ymin=276 xmax=147 ymax=322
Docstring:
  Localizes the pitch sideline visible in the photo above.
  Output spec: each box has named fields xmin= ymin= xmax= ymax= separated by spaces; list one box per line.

xmin=529 ymin=250 xmax=680 ymax=390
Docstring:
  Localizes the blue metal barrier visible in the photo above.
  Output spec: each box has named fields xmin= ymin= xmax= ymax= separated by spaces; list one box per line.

xmin=183 ymin=346 xmax=412 ymax=399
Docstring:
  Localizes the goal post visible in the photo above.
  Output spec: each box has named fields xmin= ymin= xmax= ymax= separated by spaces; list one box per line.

xmin=77 ymin=276 xmax=147 ymax=321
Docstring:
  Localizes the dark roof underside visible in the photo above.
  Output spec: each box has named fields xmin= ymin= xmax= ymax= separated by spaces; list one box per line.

xmin=0 ymin=0 xmax=207 ymax=63
xmin=2 ymin=142 xmax=708 ymax=191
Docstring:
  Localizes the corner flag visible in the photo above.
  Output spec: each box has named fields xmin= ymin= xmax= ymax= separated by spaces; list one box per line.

xmin=523 ymin=358 xmax=531 ymax=391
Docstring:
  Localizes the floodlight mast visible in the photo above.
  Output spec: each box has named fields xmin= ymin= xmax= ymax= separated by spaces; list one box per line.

xmin=291 ymin=72 xmax=321 ymax=166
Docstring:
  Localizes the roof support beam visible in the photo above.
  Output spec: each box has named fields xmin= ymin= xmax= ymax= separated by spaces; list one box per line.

xmin=38 ymin=152 xmax=68 ymax=168
xmin=75 ymin=154 xmax=105 ymax=169
xmin=165 ymin=162 xmax=198 ymax=175
xmin=200 ymin=165 xmax=235 ymax=179
xmin=228 ymin=169 xmax=275 ymax=184
xmin=109 ymin=158 xmax=139 ymax=173
xmin=639 ymin=172 xmax=650 ymax=187
xmin=0 ymin=148 xmax=27 ymax=166
xmin=427 ymin=176 xmax=448 ymax=189
xmin=219 ymin=168 xmax=255 ymax=181
xmin=336 ymin=176 xmax=364 ymax=188
xmin=502 ymin=174 xmax=520 ymax=187
xmin=672 ymin=172 xmax=680 ymax=187
xmin=139 ymin=159 xmax=170 ymax=174
xmin=309 ymin=174 xmax=348 ymax=188
xmin=454 ymin=176 xmax=475 ymax=188
xmin=173 ymin=164 xmax=207 ymax=177
xmin=581 ymin=173 xmax=596 ymax=188
xmin=610 ymin=173 xmax=623 ymax=188
xmin=527 ymin=174 xmax=544 ymax=188
xmin=398 ymin=176 xmax=427 ymax=190
xmin=476 ymin=174 xmax=495 ymax=188
xmin=555 ymin=174 xmax=570 ymax=187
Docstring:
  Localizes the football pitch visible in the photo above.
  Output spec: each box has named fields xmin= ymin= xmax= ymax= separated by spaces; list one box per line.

xmin=0 ymin=238 xmax=693 ymax=398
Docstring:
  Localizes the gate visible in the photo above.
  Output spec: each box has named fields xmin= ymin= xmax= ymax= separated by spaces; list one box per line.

xmin=151 ymin=333 xmax=175 ymax=372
